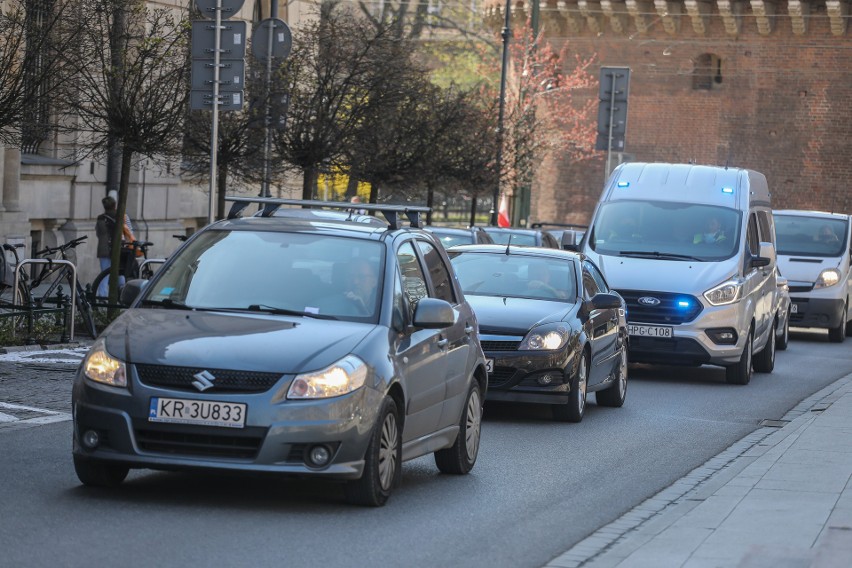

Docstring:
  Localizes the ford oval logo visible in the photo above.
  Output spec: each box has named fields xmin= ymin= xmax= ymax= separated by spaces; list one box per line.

xmin=638 ymin=296 xmax=661 ymax=306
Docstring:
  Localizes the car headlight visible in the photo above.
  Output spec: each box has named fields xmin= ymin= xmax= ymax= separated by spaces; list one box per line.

xmin=287 ymin=355 xmax=368 ymax=399
xmin=83 ymin=338 xmax=127 ymax=387
xmin=704 ymin=278 xmax=743 ymax=306
xmin=519 ymin=324 xmax=570 ymax=351
xmin=815 ymin=268 xmax=841 ymax=289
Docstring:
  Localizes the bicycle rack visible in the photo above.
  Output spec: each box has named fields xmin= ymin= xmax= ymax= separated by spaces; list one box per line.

xmin=139 ymin=258 xmax=167 ymax=276
xmin=13 ymin=259 xmax=77 ymax=341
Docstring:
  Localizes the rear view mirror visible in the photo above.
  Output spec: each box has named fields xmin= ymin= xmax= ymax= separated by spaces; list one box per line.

xmin=750 ymin=242 xmax=776 ymax=269
xmin=413 ymin=298 xmax=455 ymax=329
xmin=120 ymin=279 xmax=148 ymax=306
xmin=590 ymin=292 xmax=622 ymax=310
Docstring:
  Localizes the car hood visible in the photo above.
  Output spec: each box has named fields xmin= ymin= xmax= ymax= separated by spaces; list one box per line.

xmin=589 ymin=252 xmax=737 ymax=293
xmin=777 ymin=255 xmax=839 ymax=283
xmin=103 ymin=309 xmax=375 ymax=374
xmin=466 ymin=295 xmax=575 ymax=334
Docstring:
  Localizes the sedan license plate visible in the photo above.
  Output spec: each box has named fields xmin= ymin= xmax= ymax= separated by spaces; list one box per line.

xmin=149 ymin=397 xmax=246 ymax=429
xmin=485 ymin=359 xmax=494 ymax=373
xmin=628 ymin=324 xmax=673 ymax=338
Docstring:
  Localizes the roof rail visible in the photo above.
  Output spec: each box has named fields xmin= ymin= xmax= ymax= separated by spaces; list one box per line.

xmin=224 ymin=197 xmax=431 ymax=230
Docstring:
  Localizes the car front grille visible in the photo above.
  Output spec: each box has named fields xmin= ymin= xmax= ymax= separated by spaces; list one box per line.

xmin=481 ymin=340 xmax=521 ymax=351
xmin=135 ymin=428 xmax=264 ymax=459
xmin=617 ymin=290 xmax=703 ymax=325
xmin=489 ymin=366 xmax=517 ymax=388
xmin=788 ymin=284 xmax=813 ymax=293
xmin=136 ymin=364 xmax=284 ymax=394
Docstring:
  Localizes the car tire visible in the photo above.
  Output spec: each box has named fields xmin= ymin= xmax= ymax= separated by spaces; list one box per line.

xmin=344 ymin=396 xmax=400 ymax=507
xmin=596 ymin=345 xmax=627 ymax=408
xmin=753 ymin=321 xmax=776 ymax=373
xmin=777 ymin=312 xmax=790 ymax=351
xmin=553 ymin=351 xmax=587 ymax=422
xmin=828 ymin=303 xmax=847 ymax=343
xmin=434 ymin=381 xmax=482 ymax=475
xmin=73 ymin=455 xmax=128 ymax=487
xmin=725 ymin=328 xmax=753 ymax=385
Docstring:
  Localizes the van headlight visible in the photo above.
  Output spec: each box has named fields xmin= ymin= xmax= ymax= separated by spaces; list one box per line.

xmin=814 ymin=269 xmax=841 ymax=289
xmin=520 ymin=324 xmax=570 ymax=350
xmin=704 ymin=279 xmax=743 ymax=306
xmin=287 ymin=355 xmax=367 ymax=399
xmin=83 ymin=338 xmax=127 ymax=387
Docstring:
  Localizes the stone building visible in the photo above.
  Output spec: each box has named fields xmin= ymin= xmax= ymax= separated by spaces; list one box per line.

xmin=486 ymin=0 xmax=852 ymax=225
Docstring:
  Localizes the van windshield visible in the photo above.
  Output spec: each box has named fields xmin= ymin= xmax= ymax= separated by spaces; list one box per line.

xmin=589 ymin=201 xmax=741 ymax=261
xmin=775 ymin=215 xmax=848 ymax=257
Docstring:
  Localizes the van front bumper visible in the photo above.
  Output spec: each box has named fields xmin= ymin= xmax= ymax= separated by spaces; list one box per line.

xmin=789 ymin=297 xmax=845 ymax=329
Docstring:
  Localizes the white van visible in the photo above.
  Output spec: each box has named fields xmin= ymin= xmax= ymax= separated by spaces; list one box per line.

xmin=773 ymin=210 xmax=852 ymax=342
xmin=578 ymin=162 xmax=779 ymax=385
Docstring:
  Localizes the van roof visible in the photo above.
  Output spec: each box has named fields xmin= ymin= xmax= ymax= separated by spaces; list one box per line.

xmin=604 ymin=162 xmax=770 ymax=208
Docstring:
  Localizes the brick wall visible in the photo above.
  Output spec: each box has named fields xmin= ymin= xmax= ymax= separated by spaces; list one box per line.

xmin=528 ymin=5 xmax=852 ymax=226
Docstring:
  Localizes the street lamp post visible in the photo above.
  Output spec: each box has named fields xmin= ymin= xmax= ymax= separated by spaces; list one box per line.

xmin=490 ymin=0 xmax=511 ymax=226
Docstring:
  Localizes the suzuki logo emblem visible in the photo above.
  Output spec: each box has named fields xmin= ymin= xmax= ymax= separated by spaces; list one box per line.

xmin=192 ymin=370 xmax=216 ymax=392
xmin=637 ymin=296 xmax=661 ymax=306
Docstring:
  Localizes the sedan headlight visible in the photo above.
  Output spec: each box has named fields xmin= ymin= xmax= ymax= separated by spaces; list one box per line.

xmin=83 ymin=338 xmax=127 ymax=387
xmin=815 ymin=268 xmax=841 ymax=289
xmin=704 ymin=278 xmax=744 ymax=306
xmin=287 ymin=355 xmax=368 ymax=399
xmin=519 ymin=324 xmax=570 ymax=351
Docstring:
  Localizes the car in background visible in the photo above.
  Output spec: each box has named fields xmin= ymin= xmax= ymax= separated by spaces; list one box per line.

xmin=531 ymin=222 xmax=588 ymax=250
xmin=774 ymin=209 xmax=852 ymax=342
xmin=481 ymin=227 xmax=560 ymax=248
xmin=72 ymin=198 xmax=487 ymax=507
xmin=448 ymin=244 xmax=628 ymax=422
xmin=424 ymin=226 xmax=495 ymax=249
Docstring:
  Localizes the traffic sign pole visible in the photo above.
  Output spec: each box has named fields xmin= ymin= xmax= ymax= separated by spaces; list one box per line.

xmin=207 ymin=0 xmax=221 ymax=225
xmin=261 ymin=18 xmax=274 ymax=198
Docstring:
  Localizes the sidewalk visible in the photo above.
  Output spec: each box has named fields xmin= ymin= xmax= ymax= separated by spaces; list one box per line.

xmin=547 ymin=372 xmax=852 ymax=568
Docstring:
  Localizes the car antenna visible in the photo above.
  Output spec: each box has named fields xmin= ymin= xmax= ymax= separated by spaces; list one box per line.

xmin=505 ymin=233 xmax=512 ymax=255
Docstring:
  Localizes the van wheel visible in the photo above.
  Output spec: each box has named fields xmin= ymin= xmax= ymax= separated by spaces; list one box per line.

xmin=829 ymin=303 xmax=847 ymax=343
xmin=434 ymin=381 xmax=482 ymax=474
xmin=344 ymin=397 xmax=400 ymax=507
xmin=553 ymin=352 xmax=587 ymax=422
xmin=777 ymin=312 xmax=790 ymax=351
xmin=725 ymin=329 xmax=753 ymax=385
xmin=753 ymin=322 xmax=776 ymax=373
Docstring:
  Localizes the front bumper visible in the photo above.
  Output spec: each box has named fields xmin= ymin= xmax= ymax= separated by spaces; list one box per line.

xmin=484 ymin=347 xmax=574 ymax=405
xmin=71 ymin=368 xmax=382 ymax=480
xmin=789 ymin=297 xmax=845 ymax=329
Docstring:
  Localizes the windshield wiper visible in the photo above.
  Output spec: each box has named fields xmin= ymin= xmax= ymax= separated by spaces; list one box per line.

xmin=141 ymin=298 xmax=193 ymax=310
xmin=247 ymin=304 xmax=337 ymax=320
xmin=618 ymin=250 xmax=703 ymax=261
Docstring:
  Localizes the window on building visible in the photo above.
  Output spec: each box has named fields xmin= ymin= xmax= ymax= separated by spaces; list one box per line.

xmin=693 ymin=54 xmax=723 ymax=91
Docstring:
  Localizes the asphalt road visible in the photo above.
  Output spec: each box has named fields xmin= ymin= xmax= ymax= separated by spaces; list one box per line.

xmin=0 ymin=328 xmax=849 ymax=568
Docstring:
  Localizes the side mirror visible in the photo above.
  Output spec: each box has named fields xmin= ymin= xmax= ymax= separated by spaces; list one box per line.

xmin=750 ymin=241 xmax=776 ymax=269
xmin=120 ymin=279 xmax=148 ymax=306
xmin=590 ymin=292 xmax=622 ymax=310
xmin=412 ymin=298 xmax=456 ymax=329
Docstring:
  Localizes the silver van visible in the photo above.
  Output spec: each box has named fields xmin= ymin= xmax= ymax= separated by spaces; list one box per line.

xmin=774 ymin=210 xmax=852 ymax=342
xmin=578 ymin=163 xmax=779 ymax=385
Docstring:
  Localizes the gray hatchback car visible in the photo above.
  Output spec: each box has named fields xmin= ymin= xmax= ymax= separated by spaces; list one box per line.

xmin=72 ymin=198 xmax=487 ymax=506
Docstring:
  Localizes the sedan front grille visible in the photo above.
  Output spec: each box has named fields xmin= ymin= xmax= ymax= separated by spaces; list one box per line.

xmin=135 ymin=428 xmax=264 ymax=459
xmin=617 ymin=290 xmax=703 ymax=325
xmin=481 ymin=340 xmax=521 ymax=351
xmin=136 ymin=364 xmax=283 ymax=394
xmin=489 ymin=366 xmax=517 ymax=388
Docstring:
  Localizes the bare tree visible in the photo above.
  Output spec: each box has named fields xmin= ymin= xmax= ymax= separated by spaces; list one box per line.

xmin=61 ymin=0 xmax=190 ymax=308
xmin=0 ymin=0 xmax=78 ymax=148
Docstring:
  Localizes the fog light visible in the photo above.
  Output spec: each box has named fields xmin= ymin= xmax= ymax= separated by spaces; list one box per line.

xmin=82 ymin=430 xmax=100 ymax=449
xmin=537 ymin=374 xmax=556 ymax=386
xmin=706 ymin=328 xmax=738 ymax=345
xmin=308 ymin=445 xmax=331 ymax=467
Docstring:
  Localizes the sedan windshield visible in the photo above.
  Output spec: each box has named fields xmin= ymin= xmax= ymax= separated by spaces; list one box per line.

xmin=142 ymin=230 xmax=384 ymax=321
xmin=449 ymin=252 xmax=577 ymax=302
xmin=775 ymin=215 xmax=848 ymax=257
xmin=590 ymin=200 xmax=741 ymax=261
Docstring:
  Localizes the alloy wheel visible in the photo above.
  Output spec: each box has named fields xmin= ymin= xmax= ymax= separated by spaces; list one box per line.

xmin=465 ymin=388 xmax=482 ymax=462
xmin=378 ymin=412 xmax=399 ymax=491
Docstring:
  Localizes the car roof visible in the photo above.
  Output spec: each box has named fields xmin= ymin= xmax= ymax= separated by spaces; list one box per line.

xmin=424 ymin=226 xmax=479 ymax=234
xmin=448 ymin=243 xmax=583 ymax=261
xmin=265 ymin=208 xmax=387 ymax=227
xmin=773 ymin=209 xmax=851 ymax=221
xmin=480 ymin=227 xmax=541 ymax=235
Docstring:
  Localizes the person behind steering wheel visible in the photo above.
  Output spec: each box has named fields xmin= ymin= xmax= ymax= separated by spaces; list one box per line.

xmin=526 ymin=263 xmax=566 ymax=299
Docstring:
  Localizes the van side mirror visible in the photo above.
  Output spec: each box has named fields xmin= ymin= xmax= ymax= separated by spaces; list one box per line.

xmin=750 ymin=242 xmax=776 ymax=269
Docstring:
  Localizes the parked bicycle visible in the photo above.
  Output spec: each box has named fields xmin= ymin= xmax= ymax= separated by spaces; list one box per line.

xmin=91 ymin=239 xmax=155 ymax=305
xmin=2 ymin=236 xmax=98 ymax=338
xmin=0 ymin=243 xmax=30 ymax=316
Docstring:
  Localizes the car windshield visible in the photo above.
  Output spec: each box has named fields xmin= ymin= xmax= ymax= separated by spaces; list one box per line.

xmin=589 ymin=200 xmax=741 ymax=261
xmin=483 ymin=229 xmax=537 ymax=246
xmin=431 ymin=231 xmax=472 ymax=248
xmin=449 ymin=252 xmax=577 ymax=302
xmin=142 ymin=229 xmax=384 ymax=322
xmin=775 ymin=215 xmax=848 ymax=257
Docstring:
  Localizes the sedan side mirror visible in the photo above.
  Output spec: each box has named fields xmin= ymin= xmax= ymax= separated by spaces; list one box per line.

xmin=590 ymin=292 xmax=622 ymax=310
xmin=413 ymin=298 xmax=456 ymax=329
xmin=120 ymin=279 xmax=148 ymax=306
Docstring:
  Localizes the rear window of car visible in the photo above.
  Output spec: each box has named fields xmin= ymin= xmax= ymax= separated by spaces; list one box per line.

xmin=775 ymin=215 xmax=848 ymax=257
xmin=483 ymin=230 xmax=537 ymax=246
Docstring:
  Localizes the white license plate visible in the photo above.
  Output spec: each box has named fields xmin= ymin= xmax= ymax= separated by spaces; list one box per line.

xmin=149 ymin=397 xmax=246 ymax=429
xmin=485 ymin=359 xmax=494 ymax=373
xmin=628 ymin=324 xmax=673 ymax=338
xmin=791 ymin=304 xmax=798 ymax=314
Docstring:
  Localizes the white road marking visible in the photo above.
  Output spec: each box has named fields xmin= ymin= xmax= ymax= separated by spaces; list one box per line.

xmin=0 ymin=401 xmax=72 ymax=426
xmin=0 ymin=347 xmax=89 ymax=364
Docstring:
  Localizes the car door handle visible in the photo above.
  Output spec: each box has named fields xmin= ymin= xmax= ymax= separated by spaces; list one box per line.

xmin=464 ymin=325 xmax=474 ymax=334
xmin=437 ymin=338 xmax=448 ymax=348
